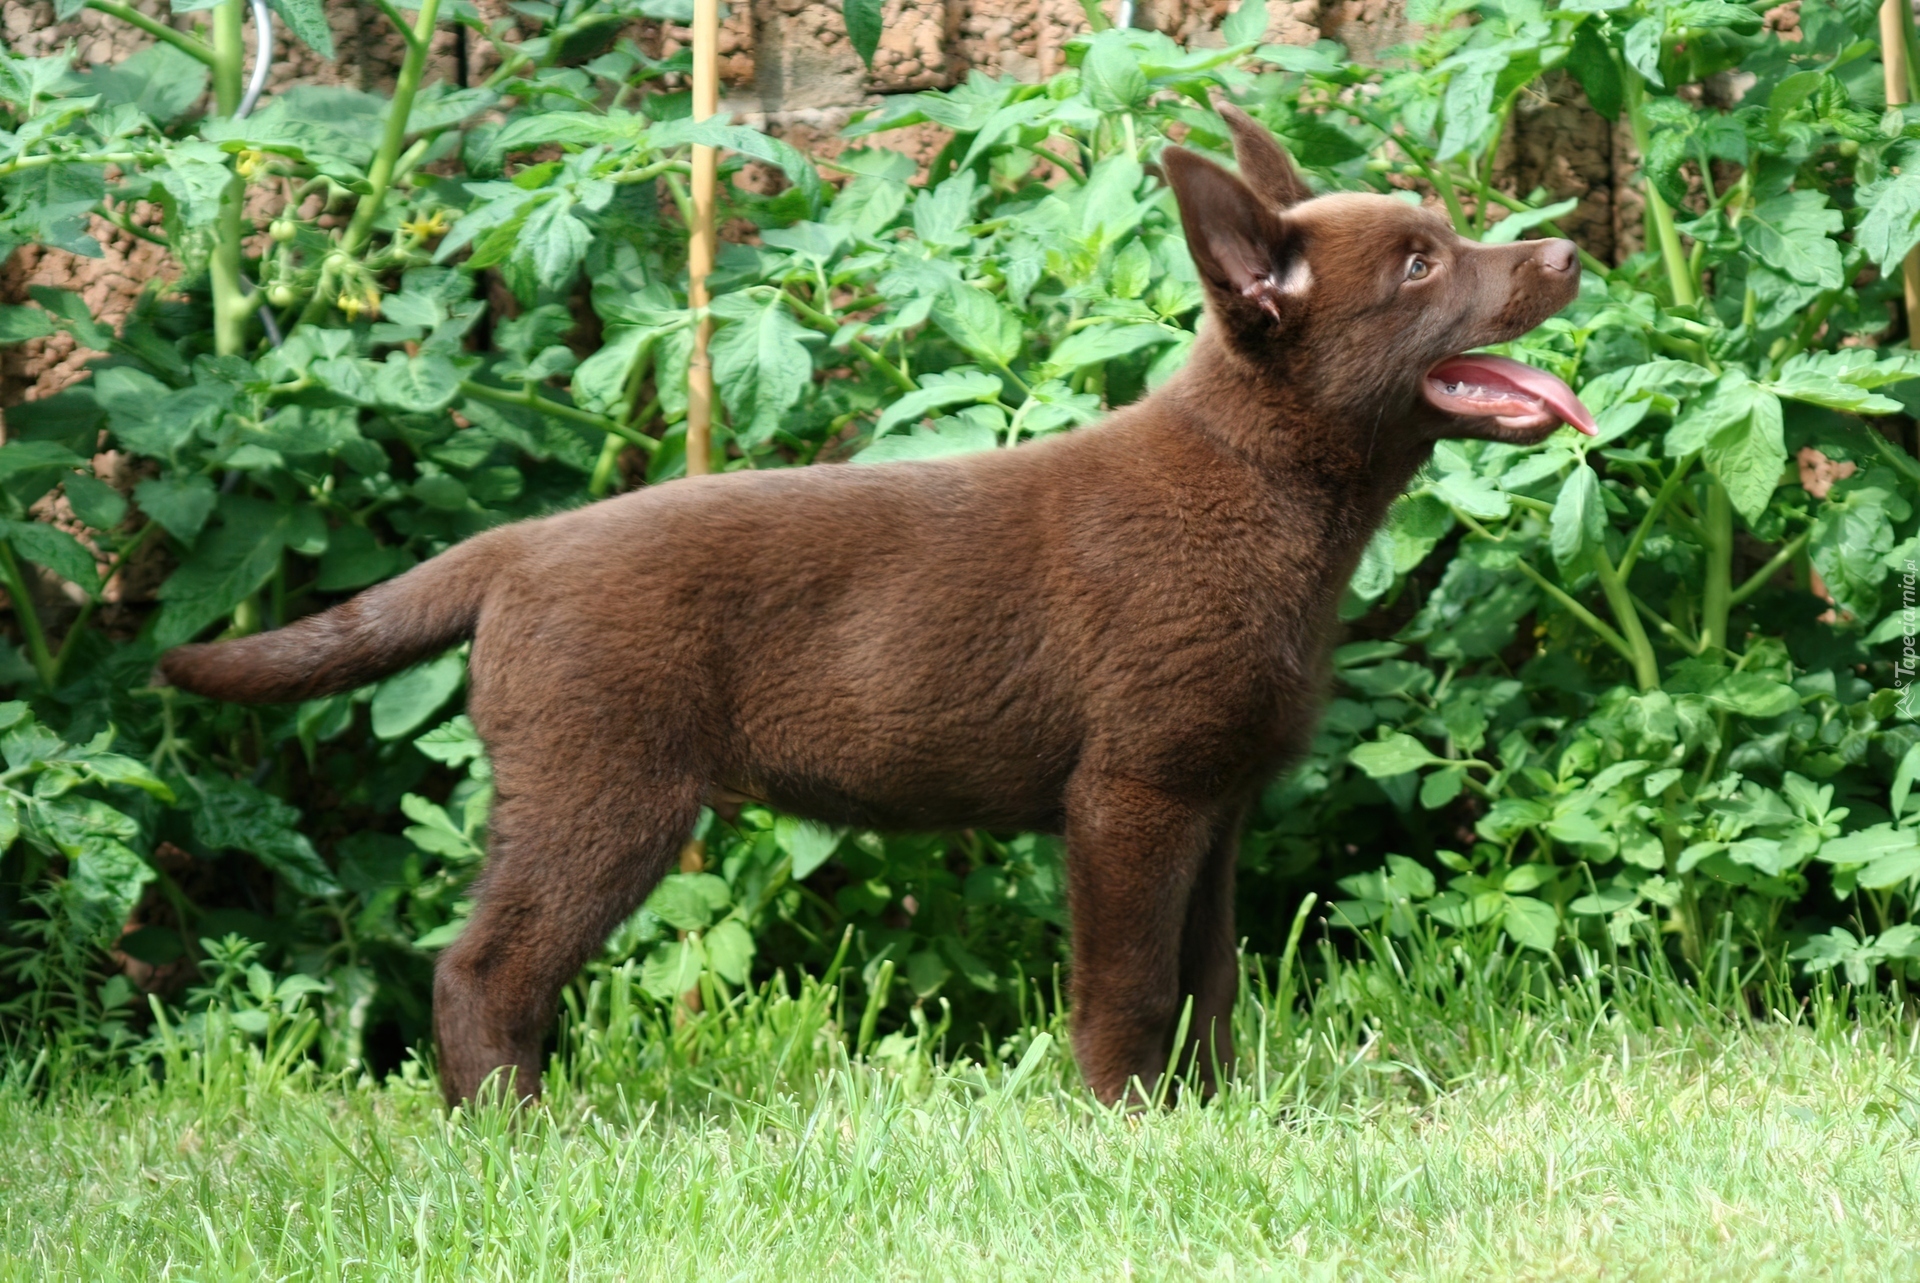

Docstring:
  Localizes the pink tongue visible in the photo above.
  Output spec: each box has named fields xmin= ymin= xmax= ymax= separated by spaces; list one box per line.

xmin=1424 ymin=354 xmax=1596 ymax=436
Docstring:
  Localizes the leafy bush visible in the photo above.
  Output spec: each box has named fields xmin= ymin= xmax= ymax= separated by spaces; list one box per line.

xmin=0 ymin=0 xmax=1915 ymax=1072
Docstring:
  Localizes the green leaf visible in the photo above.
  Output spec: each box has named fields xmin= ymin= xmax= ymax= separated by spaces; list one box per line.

xmin=0 ymin=440 xmax=85 ymax=489
xmin=401 ymin=793 xmax=481 ymax=863
xmin=67 ymin=831 xmax=153 ymax=928
xmin=157 ymin=141 xmax=234 ymax=228
xmin=1857 ymin=171 xmax=1920 ymax=272
xmin=640 ymin=938 xmax=704 ymax=999
xmin=856 ymin=408 xmax=1000 ymax=463
xmin=152 ymin=498 xmax=295 ymax=648
xmin=1432 ymin=470 xmax=1511 ymax=521
xmin=372 ymin=352 xmax=462 ymax=413
xmin=414 ymin=916 xmax=469 ymax=950
xmin=1044 ymin=323 xmax=1172 ymax=374
xmin=1 ymin=520 xmax=98 ymax=592
xmin=775 ymin=815 xmax=842 ymax=879
xmin=1082 ymin=34 xmax=1148 ymax=113
xmin=414 ymin=714 xmax=487 ymax=772
xmin=269 ymin=0 xmax=335 ymax=56
xmin=83 ymin=41 xmax=209 ymax=120
xmin=1818 ymin=825 xmax=1919 ymax=867
xmin=1438 ymin=51 xmax=1505 ymax=160
xmin=873 ymin=370 xmax=1003 ymax=438
xmin=192 ymin=776 xmax=340 ymax=896
xmin=1622 ymin=17 xmax=1663 ymax=85
xmin=826 ymin=174 xmax=908 ymax=238
xmin=1483 ymin=198 xmax=1580 ymax=245
xmin=518 ymin=195 xmax=592 ymax=293
xmin=1221 ymin=0 xmax=1268 ymax=44
xmin=1893 ymin=743 xmax=1920 ymax=821
xmin=1420 ymin=765 xmax=1466 ymax=808
xmin=1565 ymin=20 xmax=1622 ymax=118
xmin=1810 ymin=486 xmax=1894 ymax=616
xmin=134 ymin=475 xmax=218 ymax=543
xmin=371 ymin=651 xmax=466 ymax=741
xmin=653 ymin=118 xmax=827 ymax=213
xmin=843 ymin=0 xmax=882 ymax=68
xmin=933 ymin=284 xmax=1021 ymax=368
xmin=1743 ymin=191 xmax=1844 ymax=289
xmin=1549 ymin=463 xmax=1603 ymax=571
xmin=0 ymin=304 xmax=56 ymax=343
xmin=1707 ymin=387 xmax=1783 ymax=525
xmin=1858 ymin=848 xmax=1920 ymax=891
xmin=315 ymin=524 xmax=405 ymax=592
xmin=1706 ymin=672 xmax=1798 ymax=718
xmin=1668 ymin=373 xmax=1785 ymax=525
xmin=26 ymin=286 xmax=112 ymax=351
xmin=648 ymin=872 xmax=730 ymax=931
xmin=704 ymin=918 xmax=755 ymax=985
xmin=1350 ymin=733 xmax=1444 ymax=779
xmin=710 ymin=293 xmax=818 ymax=448
xmin=63 ymin=473 xmax=126 ymax=531
xmin=1500 ymin=895 xmax=1559 ymax=952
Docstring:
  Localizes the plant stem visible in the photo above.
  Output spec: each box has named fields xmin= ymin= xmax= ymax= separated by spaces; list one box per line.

xmin=1508 ymin=556 xmax=1636 ymax=664
xmin=1593 ymin=548 xmax=1661 ymax=691
xmin=457 ymin=380 xmax=658 ymax=453
xmin=1629 ymin=589 xmax=1702 ymax=655
xmin=1617 ymin=453 xmax=1695 ymax=580
xmin=85 ymin=1 xmax=215 ymax=64
xmin=0 ymin=541 xmax=55 ymax=687
xmin=49 ymin=522 xmax=160 ymax=687
xmin=209 ymin=0 xmax=249 ymax=356
xmin=1700 ymin=479 xmax=1733 ymax=653
xmin=1767 ymin=290 xmax=1839 ymax=377
xmin=340 ymin=0 xmax=442 ymax=258
xmin=1623 ymin=71 xmax=1696 ymax=308
xmin=778 ymin=291 xmax=917 ymax=393
xmin=1729 ymin=528 xmax=1809 ymax=609
xmin=0 ymin=152 xmax=158 ymax=179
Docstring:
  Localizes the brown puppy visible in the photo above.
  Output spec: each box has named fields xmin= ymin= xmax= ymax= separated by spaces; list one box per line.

xmin=159 ymin=109 xmax=1592 ymax=1108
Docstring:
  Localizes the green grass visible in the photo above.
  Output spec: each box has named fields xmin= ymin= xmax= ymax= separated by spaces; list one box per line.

xmin=3 ymin=936 xmax=1920 ymax=1280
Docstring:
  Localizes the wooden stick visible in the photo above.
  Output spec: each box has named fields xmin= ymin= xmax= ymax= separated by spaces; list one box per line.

xmin=1884 ymin=0 xmax=1920 ymax=335
xmin=685 ymin=0 xmax=720 ymax=477
xmin=672 ymin=0 xmax=721 ymax=1017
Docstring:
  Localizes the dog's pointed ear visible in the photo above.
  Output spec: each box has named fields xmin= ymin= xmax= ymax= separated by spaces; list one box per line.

xmin=1162 ymin=145 xmax=1305 ymax=329
xmin=1218 ymin=103 xmax=1311 ymax=210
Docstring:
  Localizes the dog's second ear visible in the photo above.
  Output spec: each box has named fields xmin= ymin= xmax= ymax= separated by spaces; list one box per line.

xmin=1162 ymin=146 xmax=1305 ymax=330
xmin=1217 ymin=104 xmax=1312 ymax=210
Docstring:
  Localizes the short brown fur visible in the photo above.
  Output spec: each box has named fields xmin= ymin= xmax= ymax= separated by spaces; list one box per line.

xmin=160 ymin=109 xmax=1580 ymax=1107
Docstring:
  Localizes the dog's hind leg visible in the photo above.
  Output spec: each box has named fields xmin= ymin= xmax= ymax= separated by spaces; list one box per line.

xmin=1175 ymin=807 xmax=1244 ymax=1097
xmin=432 ymin=762 xmax=702 ymax=1107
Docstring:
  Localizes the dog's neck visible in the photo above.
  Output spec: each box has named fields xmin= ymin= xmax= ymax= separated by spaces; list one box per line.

xmin=1161 ymin=328 xmax=1434 ymax=537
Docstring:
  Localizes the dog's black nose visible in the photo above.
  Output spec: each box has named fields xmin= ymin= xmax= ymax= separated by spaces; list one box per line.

xmin=1537 ymin=238 xmax=1576 ymax=273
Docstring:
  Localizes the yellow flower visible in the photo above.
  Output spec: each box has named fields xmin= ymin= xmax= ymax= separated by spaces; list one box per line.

xmin=337 ymin=286 xmax=381 ymax=322
xmin=400 ymin=209 xmax=452 ymax=241
xmin=235 ymin=149 xmax=268 ymax=179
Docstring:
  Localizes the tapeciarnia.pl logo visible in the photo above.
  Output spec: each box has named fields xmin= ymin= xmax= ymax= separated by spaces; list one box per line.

xmin=1899 ymin=559 xmax=1917 ymax=722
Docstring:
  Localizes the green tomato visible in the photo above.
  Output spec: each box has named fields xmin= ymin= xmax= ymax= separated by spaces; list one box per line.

xmin=269 ymin=218 xmax=298 ymax=242
xmin=266 ymin=282 xmax=297 ymax=307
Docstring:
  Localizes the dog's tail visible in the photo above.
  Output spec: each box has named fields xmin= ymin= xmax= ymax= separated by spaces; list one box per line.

xmin=157 ymin=528 xmax=514 ymax=704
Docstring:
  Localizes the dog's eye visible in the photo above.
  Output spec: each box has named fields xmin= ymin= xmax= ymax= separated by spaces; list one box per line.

xmin=1405 ymin=256 xmax=1431 ymax=281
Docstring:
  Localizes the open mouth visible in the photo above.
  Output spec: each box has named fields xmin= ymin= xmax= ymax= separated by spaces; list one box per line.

xmin=1423 ymin=354 xmax=1596 ymax=436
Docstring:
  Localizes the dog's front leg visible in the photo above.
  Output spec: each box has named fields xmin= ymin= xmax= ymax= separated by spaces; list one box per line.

xmin=1063 ymin=770 xmax=1215 ymax=1107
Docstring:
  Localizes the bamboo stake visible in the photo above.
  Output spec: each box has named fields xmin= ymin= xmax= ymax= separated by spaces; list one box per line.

xmin=685 ymin=0 xmax=720 ymax=478
xmin=1885 ymin=0 xmax=1920 ymax=335
xmin=669 ymin=0 xmax=721 ymax=1017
